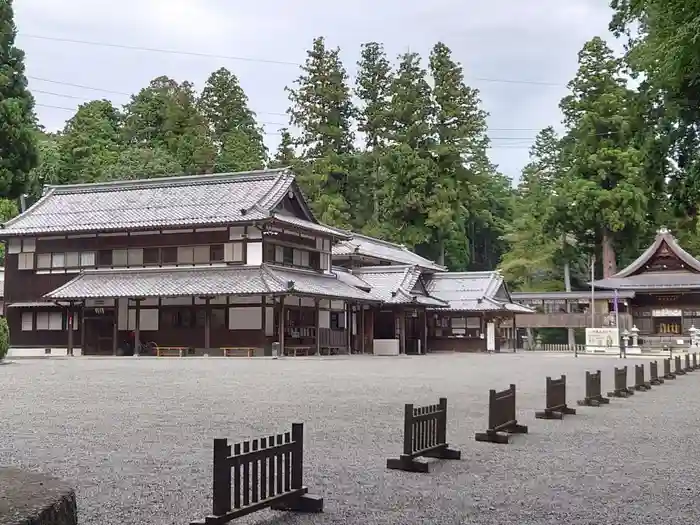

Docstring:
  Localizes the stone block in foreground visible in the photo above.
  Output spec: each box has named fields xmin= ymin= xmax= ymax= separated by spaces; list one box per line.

xmin=0 ymin=467 xmax=78 ymax=525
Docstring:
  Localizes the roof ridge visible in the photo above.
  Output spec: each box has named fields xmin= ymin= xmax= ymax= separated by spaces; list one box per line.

xmin=3 ymin=187 xmax=57 ymax=229
xmin=46 ymin=168 xmax=290 ymax=195
xmin=349 ymin=232 xmax=442 ymax=266
xmin=351 ymin=264 xmax=414 ymax=274
xmin=251 ymin=170 xmax=296 ymax=214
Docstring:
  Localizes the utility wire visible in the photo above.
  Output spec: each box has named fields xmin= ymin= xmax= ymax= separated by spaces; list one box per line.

xmin=20 ymin=33 xmax=565 ymax=87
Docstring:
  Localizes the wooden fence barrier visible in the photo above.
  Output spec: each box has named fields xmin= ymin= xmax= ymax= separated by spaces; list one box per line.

xmin=577 ymin=370 xmax=609 ymax=407
xmin=634 ymin=364 xmax=651 ymax=391
xmin=474 ymin=384 xmax=528 ymax=444
xmin=693 ymin=353 xmax=699 ymax=371
xmin=607 ymin=366 xmax=634 ymax=398
xmin=663 ymin=358 xmax=676 ymax=379
xmin=535 ymin=375 xmax=576 ymax=420
xmin=649 ymin=360 xmax=664 ymax=385
xmin=190 ymin=423 xmax=323 ymax=525
xmin=675 ymin=355 xmax=687 ymax=375
xmin=386 ymin=397 xmax=461 ymax=473
xmin=684 ymin=354 xmax=694 ymax=373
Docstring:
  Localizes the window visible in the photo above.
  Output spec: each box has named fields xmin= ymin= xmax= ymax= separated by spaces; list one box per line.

xmin=8 ymin=238 xmax=21 ymax=254
xmin=48 ymin=312 xmax=62 ymax=330
xmin=275 ymin=246 xmax=284 ymax=263
xmin=162 ymin=247 xmax=177 ymax=264
xmin=21 ymin=312 xmax=33 ymax=331
xmin=293 ymin=249 xmax=302 ymax=266
xmin=51 ymin=252 xmax=65 ymax=268
xmin=143 ymin=247 xmax=160 ymax=265
xmin=18 ymin=252 xmax=34 ymax=270
xmin=98 ymin=249 xmax=113 ymax=266
xmin=177 ymin=246 xmax=194 ymax=264
xmin=128 ymin=248 xmax=143 ymax=266
xmin=194 ymin=245 xmax=209 ymax=264
xmin=210 ymin=244 xmax=224 ymax=262
xmin=81 ymin=251 xmax=96 ymax=267
xmin=263 ymin=243 xmax=275 ymax=263
xmin=22 ymin=238 xmax=36 ymax=252
xmin=112 ymin=249 xmax=127 ymax=266
xmin=37 ymin=253 xmax=52 ymax=269
xmin=224 ymin=242 xmax=244 ymax=262
xmin=330 ymin=311 xmax=346 ymax=330
xmin=36 ymin=312 xmax=49 ymax=330
xmin=309 ymin=251 xmax=320 ymax=270
xmin=282 ymin=247 xmax=293 ymax=265
xmin=66 ymin=252 xmax=80 ymax=268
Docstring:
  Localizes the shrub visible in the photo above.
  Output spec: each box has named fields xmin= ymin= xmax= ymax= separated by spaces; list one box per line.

xmin=0 ymin=316 xmax=9 ymax=361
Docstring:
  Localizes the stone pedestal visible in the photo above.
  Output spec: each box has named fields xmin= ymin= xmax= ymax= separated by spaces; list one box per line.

xmin=0 ymin=467 xmax=77 ymax=525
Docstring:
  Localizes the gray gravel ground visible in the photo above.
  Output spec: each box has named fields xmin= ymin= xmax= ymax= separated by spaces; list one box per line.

xmin=2 ymin=353 xmax=700 ymax=525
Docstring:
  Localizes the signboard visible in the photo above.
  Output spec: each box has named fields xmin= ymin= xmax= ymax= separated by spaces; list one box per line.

xmin=487 ymin=322 xmax=496 ymax=352
xmin=585 ymin=327 xmax=620 ymax=354
xmin=652 ymin=308 xmax=682 ymax=317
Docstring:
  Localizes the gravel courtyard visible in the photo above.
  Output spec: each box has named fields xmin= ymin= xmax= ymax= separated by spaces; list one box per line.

xmin=2 ymin=353 xmax=699 ymax=525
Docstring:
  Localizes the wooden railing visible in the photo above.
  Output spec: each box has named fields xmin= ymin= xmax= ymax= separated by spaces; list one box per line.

xmin=515 ymin=313 xmax=633 ymax=329
xmin=527 ymin=343 xmax=586 ymax=353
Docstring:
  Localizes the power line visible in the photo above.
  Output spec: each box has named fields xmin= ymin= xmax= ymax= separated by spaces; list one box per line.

xmin=20 ymin=33 xmax=565 ymax=87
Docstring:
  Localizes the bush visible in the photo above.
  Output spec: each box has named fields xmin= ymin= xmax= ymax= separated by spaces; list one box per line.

xmin=0 ymin=316 xmax=9 ymax=361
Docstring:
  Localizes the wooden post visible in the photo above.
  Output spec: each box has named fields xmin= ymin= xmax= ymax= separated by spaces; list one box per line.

xmin=204 ymin=297 xmax=211 ymax=351
xmin=261 ymin=299 xmax=267 ymax=353
xmin=133 ymin=298 xmax=141 ymax=356
xmin=79 ymin=304 xmax=86 ymax=355
xmin=290 ymin=423 xmax=304 ymax=490
xmin=66 ymin=305 xmax=74 ymax=357
xmin=421 ymin=309 xmax=428 ymax=355
xmin=112 ymin=310 xmax=118 ymax=356
xmin=359 ymin=304 xmax=365 ymax=354
xmin=314 ymin=298 xmax=320 ymax=355
xmin=212 ymin=438 xmax=232 ymax=515
xmin=398 ymin=309 xmax=406 ymax=354
xmin=278 ymin=297 xmax=285 ymax=357
xmin=345 ymin=302 xmax=351 ymax=354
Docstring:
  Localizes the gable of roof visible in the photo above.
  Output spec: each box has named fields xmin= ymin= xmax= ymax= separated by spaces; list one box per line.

xmin=424 ymin=271 xmax=533 ymax=313
xmin=1 ymin=168 xmax=328 ymax=236
xmin=332 ymin=232 xmax=447 ymax=272
xmin=614 ymin=227 xmax=700 ymax=277
xmin=350 ymin=265 xmax=447 ymax=306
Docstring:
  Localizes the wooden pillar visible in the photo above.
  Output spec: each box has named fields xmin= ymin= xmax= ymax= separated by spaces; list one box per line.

xmin=261 ymin=299 xmax=267 ymax=352
xmin=134 ymin=298 xmax=141 ymax=356
xmin=204 ymin=297 xmax=211 ymax=350
xmin=314 ymin=298 xmax=321 ymax=355
xmin=66 ymin=304 xmax=74 ymax=357
xmin=345 ymin=303 xmax=351 ymax=354
xmin=359 ymin=304 xmax=365 ymax=354
xmin=112 ymin=310 xmax=118 ymax=356
xmin=398 ymin=309 xmax=406 ymax=354
xmin=421 ymin=309 xmax=428 ymax=355
xmin=278 ymin=297 xmax=285 ymax=356
xmin=79 ymin=304 xmax=86 ymax=355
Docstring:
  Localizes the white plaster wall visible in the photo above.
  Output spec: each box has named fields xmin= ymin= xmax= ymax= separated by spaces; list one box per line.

xmin=246 ymin=242 xmax=263 ymax=265
xmin=319 ymin=310 xmax=330 ymax=329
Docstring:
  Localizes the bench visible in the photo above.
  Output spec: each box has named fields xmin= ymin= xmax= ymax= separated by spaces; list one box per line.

xmin=221 ymin=347 xmax=258 ymax=357
xmin=156 ymin=346 xmax=189 ymax=357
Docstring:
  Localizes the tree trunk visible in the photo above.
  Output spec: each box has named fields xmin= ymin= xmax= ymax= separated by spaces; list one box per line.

xmin=437 ymin=237 xmax=445 ymax=266
xmin=601 ymin=229 xmax=617 ymax=278
xmin=564 ymin=261 xmax=576 ymax=348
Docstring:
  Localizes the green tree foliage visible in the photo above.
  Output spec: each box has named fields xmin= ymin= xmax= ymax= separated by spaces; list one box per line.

xmin=0 ymin=0 xmax=38 ymax=199
xmin=123 ymin=76 xmax=215 ymax=174
xmin=0 ymin=197 xmax=18 ymax=264
xmin=356 ymin=42 xmax=392 ymax=150
xmin=268 ymin=128 xmax=297 ymax=168
xmin=199 ymin=67 xmax=267 ymax=170
xmin=27 ymin=131 xmax=61 ymax=199
xmin=548 ymin=37 xmax=648 ymax=268
xmin=0 ymin=316 xmax=9 ymax=361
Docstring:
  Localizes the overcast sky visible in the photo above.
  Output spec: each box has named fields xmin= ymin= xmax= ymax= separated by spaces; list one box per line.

xmin=14 ymin=0 xmax=618 ymax=182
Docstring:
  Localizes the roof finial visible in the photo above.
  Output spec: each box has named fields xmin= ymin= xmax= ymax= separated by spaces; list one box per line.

xmin=658 ymin=226 xmax=669 ymax=235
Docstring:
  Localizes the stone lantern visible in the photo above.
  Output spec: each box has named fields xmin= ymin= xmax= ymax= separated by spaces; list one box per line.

xmin=689 ymin=325 xmax=698 ymax=348
xmin=628 ymin=325 xmax=641 ymax=354
xmin=621 ymin=329 xmax=630 ymax=349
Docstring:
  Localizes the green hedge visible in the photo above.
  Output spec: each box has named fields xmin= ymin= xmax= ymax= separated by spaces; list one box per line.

xmin=0 ymin=316 xmax=9 ymax=361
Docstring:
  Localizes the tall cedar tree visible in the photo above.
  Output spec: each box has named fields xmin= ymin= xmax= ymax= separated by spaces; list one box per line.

xmin=610 ymin=0 xmax=700 ymax=246
xmin=123 ymin=76 xmax=216 ymax=174
xmin=268 ymin=128 xmax=297 ymax=168
xmin=549 ymin=37 xmax=647 ymax=276
xmin=378 ymin=52 xmax=437 ymax=249
xmin=199 ymin=68 xmax=267 ymax=171
xmin=286 ymin=37 xmax=355 ymax=158
xmin=354 ymin=42 xmax=393 ymax=229
xmin=286 ymin=37 xmax=355 ymax=228
xmin=500 ymin=128 xmax=563 ymax=289
xmin=428 ymin=42 xmax=492 ymax=267
xmin=0 ymin=0 xmax=38 ymax=200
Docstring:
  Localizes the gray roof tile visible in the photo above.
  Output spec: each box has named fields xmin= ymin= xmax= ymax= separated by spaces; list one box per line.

xmin=2 ymin=169 xmax=303 ymax=236
xmin=333 ymin=233 xmax=446 ymax=272
xmin=350 ymin=265 xmax=447 ymax=306
xmin=270 ymin=214 xmax=350 ymax=239
xmin=592 ymin=271 xmax=700 ymax=290
xmin=613 ymin=227 xmax=700 ymax=277
xmin=265 ymin=265 xmax=378 ymax=302
xmin=45 ymin=266 xmax=285 ymax=299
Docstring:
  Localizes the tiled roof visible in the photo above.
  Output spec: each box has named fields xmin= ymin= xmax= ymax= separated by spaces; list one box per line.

xmin=332 ymin=233 xmax=446 ymax=272
xmin=44 ymin=264 xmax=379 ymax=302
xmin=511 ymin=290 xmax=637 ymax=301
xmin=613 ymin=227 xmax=700 ymax=277
xmin=265 ymin=265 xmax=379 ymax=302
xmin=269 ymin=213 xmax=350 ymax=239
xmin=1 ymin=168 xmax=322 ymax=236
xmin=425 ymin=271 xmax=534 ymax=313
xmin=592 ymin=271 xmax=700 ymax=290
xmin=332 ymin=267 xmax=372 ymax=291
xmin=45 ymin=266 xmax=284 ymax=299
xmin=350 ymin=265 xmax=447 ymax=306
